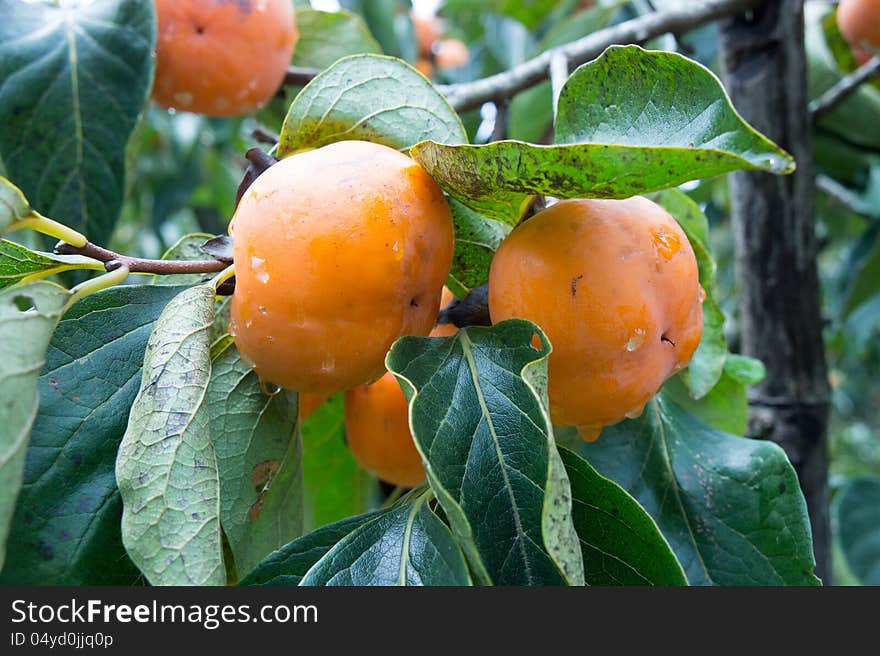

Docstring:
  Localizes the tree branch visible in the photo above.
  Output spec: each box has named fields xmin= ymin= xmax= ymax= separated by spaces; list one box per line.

xmin=810 ymin=54 xmax=880 ymax=122
xmin=284 ymin=65 xmax=322 ymax=87
xmin=54 ymin=241 xmax=228 ymax=275
xmin=440 ymin=0 xmax=763 ymax=112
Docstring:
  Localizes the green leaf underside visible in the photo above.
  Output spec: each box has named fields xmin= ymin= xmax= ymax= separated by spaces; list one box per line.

xmin=411 ymin=46 xmax=793 ymax=224
xmin=0 ymin=282 xmax=69 ymax=572
xmin=446 ymin=199 xmax=511 ymax=297
xmin=300 ymin=494 xmax=471 ymax=586
xmin=301 ymin=394 xmax=380 ymax=531
xmin=240 ymin=510 xmax=385 ymax=586
xmin=387 ymin=319 xmax=584 ymax=586
xmin=0 ymin=239 xmax=103 ymax=289
xmin=558 ymin=446 xmax=687 ymax=585
xmin=116 ymin=285 xmax=224 ymax=586
xmin=0 ymin=177 xmax=33 ymax=234
xmin=0 ymin=285 xmax=184 ymax=585
xmin=0 ymin=0 xmax=157 ymax=245
xmin=208 ymin=338 xmax=303 ymax=580
xmin=833 ymin=478 xmax=880 ymax=585
xmin=291 ymin=9 xmax=382 ymax=69
xmin=580 ymin=393 xmax=820 ymax=586
xmin=650 ymin=189 xmax=727 ymax=399
xmin=278 ymin=54 xmax=467 ymax=156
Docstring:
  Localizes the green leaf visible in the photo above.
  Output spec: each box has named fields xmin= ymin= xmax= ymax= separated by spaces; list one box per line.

xmin=651 ymin=188 xmax=727 ymax=398
xmin=300 ymin=494 xmax=471 ymax=585
xmin=387 ymin=319 xmax=584 ymax=586
xmin=446 ymin=199 xmax=510 ymax=297
xmin=0 ymin=177 xmax=33 ymax=234
xmin=558 ymin=446 xmax=687 ymax=585
xmin=278 ymin=54 xmax=467 ymax=156
xmin=0 ymin=285 xmax=184 ymax=586
xmin=292 ymin=9 xmax=382 ymax=69
xmin=208 ymin=338 xmax=303 ymax=580
xmin=412 ymin=46 xmax=794 ymax=223
xmin=662 ymin=371 xmax=747 ymax=437
xmin=116 ymin=285 xmax=225 ymax=586
xmin=0 ymin=0 xmax=157 ymax=245
xmin=723 ymin=354 xmax=766 ymax=386
xmin=443 ymin=0 xmax=558 ymax=29
xmin=508 ymin=1 xmax=625 ymax=142
xmin=0 ymin=282 xmax=69 ymax=572
xmin=833 ymin=477 xmax=880 ymax=585
xmin=301 ymin=394 xmax=381 ymax=531
xmin=240 ymin=510 xmax=385 ymax=586
xmin=579 ymin=393 xmax=820 ymax=586
xmin=0 ymin=239 xmax=104 ymax=289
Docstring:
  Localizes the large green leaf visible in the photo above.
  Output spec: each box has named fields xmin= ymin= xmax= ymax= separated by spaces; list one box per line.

xmin=0 ymin=282 xmax=69 ymax=572
xmin=650 ymin=189 xmax=727 ymax=399
xmin=278 ymin=54 xmax=467 ymax=156
xmin=300 ymin=494 xmax=471 ymax=586
xmin=0 ymin=239 xmax=103 ymax=289
xmin=208 ymin=337 xmax=303 ymax=581
xmin=833 ymin=477 xmax=880 ymax=585
xmin=116 ymin=285 xmax=225 ymax=586
xmin=443 ymin=0 xmax=558 ymax=29
xmin=446 ymin=199 xmax=510 ymax=298
xmin=558 ymin=446 xmax=687 ymax=585
xmin=387 ymin=319 xmax=584 ymax=586
xmin=579 ymin=393 xmax=820 ymax=586
xmin=412 ymin=46 xmax=794 ymax=223
xmin=0 ymin=0 xmax=156 ymax=245
xmin=240 ymin=510 xmax=385 ymax=586
xmin=301 ymin=394 xmax=381 ymax=531
xmin=0 ymin=284 xmax=183 ymax=586
xmin=292 ymin=8 xmax=382 ymax=69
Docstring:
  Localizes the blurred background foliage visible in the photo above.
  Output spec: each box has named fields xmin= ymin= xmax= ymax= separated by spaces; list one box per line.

xmin=65 ymin=0 xmax=880 ymax=583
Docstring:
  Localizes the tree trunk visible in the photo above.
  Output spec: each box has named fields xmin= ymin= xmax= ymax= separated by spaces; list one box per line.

xmin=720 ymin=0 xmax=831 ymax=583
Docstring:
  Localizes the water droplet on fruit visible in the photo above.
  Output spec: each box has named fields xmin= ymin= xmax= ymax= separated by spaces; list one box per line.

xmin=258 ymin=305 xmax=267 ymax=315
xmin=258 ymin=378 xmax=282 ymax=396
xmin=228 ymin=319 xmax=237 ymax=338
xmin=650 ymin=226 xmax=681 ymax=260
xmin=245 ymin=319 xmax=252 ymax=329
xmin=626 ymin=328 xmax=646 ymax=352
xmin=251 ymin=256 xmax=270 ymax=284
xmin=625 ymin=404 xmax=645 ymax=419
xmin=321 ymin=356 xmax=335 ymax=373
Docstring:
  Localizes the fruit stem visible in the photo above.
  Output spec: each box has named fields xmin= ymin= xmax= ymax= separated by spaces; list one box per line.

xmin=210 ymin=264 xmax=235 ymax=292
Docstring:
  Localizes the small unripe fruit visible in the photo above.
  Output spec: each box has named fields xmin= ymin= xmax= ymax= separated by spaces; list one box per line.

xmin=489 ymin=197 xmax=704 ymax=439
xmin=230 ymin=140 xmax=454 ymax=395
xmin=152 ymin=0 xmax=298 ymax=116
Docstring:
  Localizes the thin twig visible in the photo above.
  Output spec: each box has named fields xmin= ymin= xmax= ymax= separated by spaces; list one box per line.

xmin=252 ymin=125 xmax=280 ymax=145
xmin=55 ymin=241 xmax=228 ymax=275
xmin=440 ymin=0 xmax=762 ymax=112
xmin=810 ymin=55 xmax=880 ymax=122
xmin=816 ymin=173 xmax=878 ymax=219
xmin=284 ymin=65 xmax=322 ymax=87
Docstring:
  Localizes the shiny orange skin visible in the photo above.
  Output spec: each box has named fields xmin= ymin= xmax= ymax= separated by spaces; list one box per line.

xmin=345 ymin=372 xmax=424 ymax=487
xmin=431 ymin=286 xmax=458 ymax=337
xmin=153 ymin=0 xmax=298 ymax=116
xmin=838 ymin=0 xmax=880 ymax=53
xmin=435 ymin=39 xmax=470 ymax=69
xmin=230 ymin=140 xmax=454 ymax=395
xmin=488 ymin=198 xmax=704 ymax=438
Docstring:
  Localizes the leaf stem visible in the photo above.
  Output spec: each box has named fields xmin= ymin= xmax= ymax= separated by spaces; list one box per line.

xmin=210 ymin=264 xmax=235 ymax=292
xmin=65 ymin=264 xmax=131 ymax=311
xmin=9 ymin=213 xmax=88 ymax=248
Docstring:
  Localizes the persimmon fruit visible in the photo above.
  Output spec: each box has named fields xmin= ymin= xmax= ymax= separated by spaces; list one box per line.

xmin=838 ymin=0 xmax=880 ymax=56
xmin=343 ymin=288 xmax=458 ymax=487
xmin=230 ymin=140 xmax=454 ymax=395
xmin=488 ymin=197 xmax=704 ymax=440
xmin=434 ymin=39 xmax=470 ymax=69
xmin=298 ymin=392 xmax=329 ymax=422
xmin=152 ymin=0 xmax=298 ymax=116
